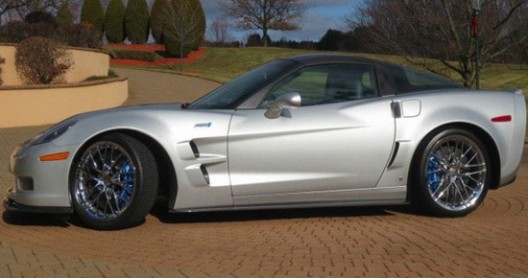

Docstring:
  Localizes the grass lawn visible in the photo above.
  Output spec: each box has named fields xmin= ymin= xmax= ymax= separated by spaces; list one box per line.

xmin=110 ymin=46 xmax=527 ymax=137
xmin=114 ymin=47 xmax=528 ymax=95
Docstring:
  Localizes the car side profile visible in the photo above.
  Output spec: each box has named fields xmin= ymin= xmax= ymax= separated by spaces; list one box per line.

xmin=4 ymin=54 xmax=526 ymax=230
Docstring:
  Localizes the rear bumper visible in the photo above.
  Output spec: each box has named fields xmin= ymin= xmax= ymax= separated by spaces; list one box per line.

xmin=3 ymin=198 xmax=72 ymax=214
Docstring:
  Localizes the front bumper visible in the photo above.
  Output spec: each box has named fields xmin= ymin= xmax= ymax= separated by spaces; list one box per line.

xmin=7 ymin=142 xmax=75 ymax=209
xmin=4 ymin=197 xmax=72 ymax=214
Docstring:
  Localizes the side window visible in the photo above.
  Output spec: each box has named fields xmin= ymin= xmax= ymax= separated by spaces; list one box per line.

xmin=260 ymin=63 xmax=378 ymax=108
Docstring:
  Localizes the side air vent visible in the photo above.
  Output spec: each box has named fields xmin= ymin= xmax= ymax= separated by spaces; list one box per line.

xmin=189 ymin=140 xmax=199 ymax=158
xmin=200 ymin=165 xmax=210 ymax=185
xmin=387 ymin=142 xmax=400 ymax=168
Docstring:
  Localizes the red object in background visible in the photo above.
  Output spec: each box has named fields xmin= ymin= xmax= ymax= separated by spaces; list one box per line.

xmin=472 ymin=16 xmax=479 ymax=37
xmin=108 ymin=44 xmax=206 ymax=66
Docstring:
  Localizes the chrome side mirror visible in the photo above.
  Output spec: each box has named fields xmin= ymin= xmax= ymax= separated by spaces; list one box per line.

xmin=265 ymin=92 xmax=302 ymax=119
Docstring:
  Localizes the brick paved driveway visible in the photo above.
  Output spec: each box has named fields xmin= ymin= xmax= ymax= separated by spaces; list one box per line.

xmin=1 ymin=69 xmax=527 ymax=277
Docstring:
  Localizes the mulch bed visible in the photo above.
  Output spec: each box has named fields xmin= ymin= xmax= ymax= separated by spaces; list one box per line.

xmin=108 ymin=43 xmax=205 ymax=66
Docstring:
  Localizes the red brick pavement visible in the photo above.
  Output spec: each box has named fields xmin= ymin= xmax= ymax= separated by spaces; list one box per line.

xmin=0 ymin=153 xmax=527 ymax=277
xmin=0 ymin=69 xmax=527 ymax=277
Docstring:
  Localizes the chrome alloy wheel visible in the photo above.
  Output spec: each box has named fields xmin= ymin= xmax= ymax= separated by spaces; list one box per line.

xmin=73 ymin=141 xmax=136 ymax=220
xmin=426 ymin=134 xmax=487 ymax=211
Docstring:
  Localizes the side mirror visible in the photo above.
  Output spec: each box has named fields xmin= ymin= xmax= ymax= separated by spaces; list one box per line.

xmin=265 ymin=92 xmax=302 ymax=119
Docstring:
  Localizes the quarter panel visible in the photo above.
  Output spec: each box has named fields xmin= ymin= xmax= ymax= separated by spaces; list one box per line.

xmin=390 ymin=90 xmax=525 ymax=187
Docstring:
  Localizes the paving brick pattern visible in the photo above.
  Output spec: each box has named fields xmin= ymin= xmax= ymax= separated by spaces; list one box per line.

xmin=0 ymin=69 xmax=527 ymax=277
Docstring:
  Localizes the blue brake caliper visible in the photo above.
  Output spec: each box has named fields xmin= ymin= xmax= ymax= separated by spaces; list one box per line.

xmin=119 ymin=162 xmax=134 ymax=204
xmin=428 ymin=155 xmax=441 ymax=192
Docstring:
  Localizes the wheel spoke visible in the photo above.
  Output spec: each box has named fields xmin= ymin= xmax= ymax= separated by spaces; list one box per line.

xmin=425 ymin=134 xmax=487 ymax=212
xmin=432 ymin=180 xmax=451 ymax=201
xmin=73 ymin=141 xmax=136 ymax=220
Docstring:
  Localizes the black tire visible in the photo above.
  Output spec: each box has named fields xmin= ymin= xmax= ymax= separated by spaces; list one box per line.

xmin=411 ymin=128 xmax=491 ymax=217
xmin=70 ymin=133 xmax=158 ymax=230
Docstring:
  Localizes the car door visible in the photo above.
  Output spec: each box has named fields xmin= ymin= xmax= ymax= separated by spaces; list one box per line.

xmin=227 ymin=63 xmax=396 ymax=205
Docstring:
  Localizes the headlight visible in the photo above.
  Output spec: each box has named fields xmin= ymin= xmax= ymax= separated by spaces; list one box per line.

xmin=28 ymin=119 xmax=77 ymax=146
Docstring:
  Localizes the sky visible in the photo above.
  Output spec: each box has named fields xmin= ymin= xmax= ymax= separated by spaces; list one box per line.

xmin=199 ymin=0 xmax=365 ymax=42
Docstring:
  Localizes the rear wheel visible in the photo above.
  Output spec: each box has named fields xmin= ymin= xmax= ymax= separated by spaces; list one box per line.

xmin=70 ymin=133 xmax=158 ymax=230
xmin=412 ymin=128 xmax=490 ymax=216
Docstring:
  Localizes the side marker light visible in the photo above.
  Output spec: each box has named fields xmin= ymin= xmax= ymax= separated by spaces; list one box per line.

xmin=39 ymin=152 xmax=70 ymax=161
xmin=491 ymin=115 xmax=512 ymax=123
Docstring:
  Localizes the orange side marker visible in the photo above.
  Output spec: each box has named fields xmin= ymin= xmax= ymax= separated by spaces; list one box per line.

xmin=39 ymin=152 xmax=70 ymax=161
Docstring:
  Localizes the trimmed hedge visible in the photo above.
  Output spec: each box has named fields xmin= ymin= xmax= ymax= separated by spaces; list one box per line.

xmin=190 ymin=0 xmax=206 ymax=50
xmin=56 ymin=2 xmax=74 ymax=26
xmin=24 ymin=11 xmax=58 ymax=27
xmin=0 ymin=21 xmax=103 ymax=49
xmin=125 ymin=0 xmax=150 ymax=44
xmin=108 ymin=48 xmax=161 ymax=62
xmin=163 ymin=0 xmax=205 ymax=58
xmin=151 ymin=0 xmax=169 ymax=44
xmin=105 ymin=0 xmax=126 ymax=43
xmin=81 ymin=0 xmax=105 ymax=32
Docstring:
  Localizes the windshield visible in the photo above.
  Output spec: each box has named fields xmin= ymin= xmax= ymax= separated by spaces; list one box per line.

xmin=188 ymin=60 xmax=298 ymax=109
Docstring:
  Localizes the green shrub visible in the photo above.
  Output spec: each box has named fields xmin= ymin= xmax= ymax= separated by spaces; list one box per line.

xmin=0 ymin=21 xmax=32 ymax=43
xmin=125 ymin=0 xmax=150 ymax=44
xmin=164 ymin=35 xmax=193 ymax=59
xmin=151 ymin=0 xmax=169 ymax=44
xmin=24 ymin=11 xmax=58 ymax=27
xmin=189 ymin=0 xmax=206 ymax=50
xmin=57 ymin=2 xmax=75 ymax=26
xmin=109 ymin=48 xmax=160 ymax=62
xmin=81 ymin=0 xmax=105 ymax=33
xmin=163 ymin=0 xmax=206 ymax=58
xmin=60 ymin=23 xmax=102 ymax=49
xmin=104 ymin=0 xmax=126 ymax=43
xmin=0 ymin=21 xmax=102 ymax=49
xmin=15 ymin=37 xmax=74 ymax=85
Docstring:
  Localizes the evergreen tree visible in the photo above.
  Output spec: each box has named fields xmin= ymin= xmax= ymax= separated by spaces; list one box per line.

xmin=105 ymin=0 xmax=126 ymax=43
xmin=151 ymin=0 xmax=169 ymax=44
xmin=164 ymin=0 xmax=206 ymax=57
xmin=125 ymin=0 xmax=150 ymax=44
xmin=189 ymin=0 xmax=206 ymax=50
xmin=317 ymin=29 xmax=343 ymax=51
xmin=81 ymin=0 xmax=105 ymax=32
xmin=56 ymin=2 xmax=74 ymax=26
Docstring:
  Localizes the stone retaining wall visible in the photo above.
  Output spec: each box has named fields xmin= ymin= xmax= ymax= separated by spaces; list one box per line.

xmin=0 ymin=44 xmax=127 ymax=128
xmin=0 ymin=78 xmax=128 ymax=128
xmin=0 ymin=44 xmax=110 ymax=86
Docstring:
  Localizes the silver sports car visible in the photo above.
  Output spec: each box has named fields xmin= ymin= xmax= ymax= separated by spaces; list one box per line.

xmin=4 ymin=54 xmax=526 ymax=230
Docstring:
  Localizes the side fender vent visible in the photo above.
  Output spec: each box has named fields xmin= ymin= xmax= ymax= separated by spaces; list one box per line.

xmin=200 ymin=165 xmax=210 ymax=185
xmin=189 ymin=140 xmax=200 ymax=158
xmin=388 ymin=142 xmax=400 ymax=168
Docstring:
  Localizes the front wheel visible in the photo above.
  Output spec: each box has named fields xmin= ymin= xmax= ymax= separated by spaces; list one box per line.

xmin=70 ymin=133 xmax=158 ymax=230
xmin=412 ymin=128 xmax=491 ymax=217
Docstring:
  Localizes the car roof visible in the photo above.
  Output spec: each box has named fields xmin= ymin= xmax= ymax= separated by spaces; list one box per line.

xmin=282 ymin=54 xmax=395 ymax=68
xmin=280 ymin=54 xmax=464 ymax=96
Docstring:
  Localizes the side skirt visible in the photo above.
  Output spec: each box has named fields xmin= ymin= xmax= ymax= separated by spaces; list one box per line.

xmin=171 ymin=186 xmax=407 ymax=213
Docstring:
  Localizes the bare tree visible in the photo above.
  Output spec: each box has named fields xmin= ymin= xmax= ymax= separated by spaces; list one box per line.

xmin=1 ymin=0 xmax=30 ymax=24
xmin=1 ymin=0 xmax=80 ymax=24
xmin=208 ymin=16 xmax=231 ymax=45
xmin=219 ymin=0 xmax=305 ymax=47
xmin=347 ymin=0 xmax=528 ymax=87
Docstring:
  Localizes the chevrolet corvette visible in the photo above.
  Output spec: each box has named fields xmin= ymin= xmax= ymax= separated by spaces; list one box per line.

xmin=4 ymin=54 xmax=526 ymax=230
